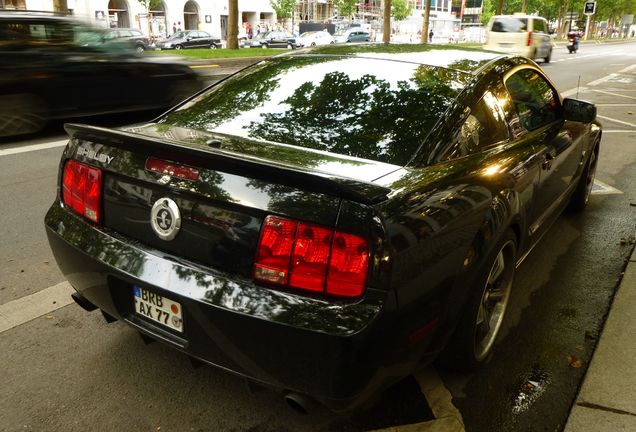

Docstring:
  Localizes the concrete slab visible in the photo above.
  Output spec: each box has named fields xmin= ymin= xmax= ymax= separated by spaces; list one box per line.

xmin=576 ymin=260 xmax=636 ymax=414
xmin=565 ymin=405 xmax=636 ymax=432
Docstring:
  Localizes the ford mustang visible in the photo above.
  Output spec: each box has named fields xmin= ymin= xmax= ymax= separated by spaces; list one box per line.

xmin=45 ymin=45 xmax=600 ymax=412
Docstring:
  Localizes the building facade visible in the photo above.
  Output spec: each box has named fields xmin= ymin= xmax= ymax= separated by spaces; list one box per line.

xmin=1 ymin=0 xmax=278 ymax=39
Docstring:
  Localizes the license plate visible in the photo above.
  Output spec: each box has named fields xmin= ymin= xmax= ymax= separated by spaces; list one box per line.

xmin=133 ymin=286 xmax=183 ymax=333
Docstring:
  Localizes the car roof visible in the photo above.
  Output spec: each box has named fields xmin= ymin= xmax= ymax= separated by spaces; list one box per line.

xmin=282 ymin=44 xmax=510 ymax=75
xmin=0 ymin=11 xmax=74 ymax=22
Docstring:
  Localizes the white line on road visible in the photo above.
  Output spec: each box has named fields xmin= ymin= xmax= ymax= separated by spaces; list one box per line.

xmin=603 ymin=130 xmax=636 ymax=133
xmin=586 ymin=74 xmax=619 ymax=86
xmin=0 ymin=140 xmax=67 ymax=157
xmin=595 ymin=104 xmax=636 ymax=106
xmin=593 ymin=90 xmax=636 ymax=100
xmin=597 ymin=115 xmax=636 ymax=128
xmin=0 ymin=281 xmax=75 ymax=333
xmin=618 ymin=64 xmax=636 ymax=73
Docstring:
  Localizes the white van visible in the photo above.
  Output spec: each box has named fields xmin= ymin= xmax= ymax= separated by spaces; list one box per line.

xmin=484 ymin=14 xmax=552 ymax=63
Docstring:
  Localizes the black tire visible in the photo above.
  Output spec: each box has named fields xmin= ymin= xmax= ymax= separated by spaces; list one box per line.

xmin=262 ymin=43 xmax=268 ymax=49
xmin=209 ymin=43 xmax=217 ymax=49
xmin=311 ymin=42 xmax=316 ymax=47
xmin=440 ymin=229 xmax=517 ymax=371
xmin=136 ymin=45 xmax=145 ymax=53
xmin=544 ymin=48 xmax=551 ymax=63
xmin=175 ymin=44 xmax=183 ymax=50
xmin=568 ymin=142 xmax=599 ymax=212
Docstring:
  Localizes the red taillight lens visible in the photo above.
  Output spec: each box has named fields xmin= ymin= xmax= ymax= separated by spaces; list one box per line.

xmin=527 ymin=31 xmax=532 ymax=46
xmin=253 ymin=215 xmax=369 ymax=298
xmin=290 ymin=223 xmax=333 ymax=292
xmin=326 ymin=232 xmax=369 ymax=297
xmin=253 ymin=216 xmax=297 ymax=285
xmin=62 ymin=160 xmax=102 ymax=223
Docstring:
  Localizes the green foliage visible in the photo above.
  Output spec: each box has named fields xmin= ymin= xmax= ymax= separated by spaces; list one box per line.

xmin=480 ymin=0 xmax=495 ymax=24
xmin=139 ymin=0 xmax=162 ymax=11
xmin=392 ymin=0 xmax=413 ymax=21
xmin=270 ymin=0 xmax=296 ymax=20
xmin=333 ymin=0 xmax=357 ymax=19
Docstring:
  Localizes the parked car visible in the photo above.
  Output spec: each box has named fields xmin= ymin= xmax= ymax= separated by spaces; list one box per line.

xmin=45 ymin=45 xmax=600 ymax=413
xmin=156 ymin=30 xmax=221 ymax=50
xmin=0 ymin=12 xmax=202 ymax=138
xmin=295 ymin=30 xmax=335 ymax=47
xmin=249 ymin=30 xmax=296 ymax=48
xmin=101 ymin=28 xmax=150 ymax=52
xmin=484 ymin=14 xmax=553 ymax=62
xmin=333 ymin=27 xmax=370 ymax=43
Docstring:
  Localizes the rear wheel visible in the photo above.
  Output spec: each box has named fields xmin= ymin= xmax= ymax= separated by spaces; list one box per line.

xmin=209 ymin=43 xmax=217 ymax=49
xmin=544 ymin=48 xmax=552 ymax=63
xmin=440 ymin=230 xmax=517 ymax=371
xmin=311 ymin=42 xmax=316 ymax=47
xmin=262 ymin=43 xmax=268 ymax=49
xmin=175 ymin=44 xmax=183 ymax=50
xmin=568 ymin=143 xmax=599 ymax=212
xmin=136 ymin=45 xmax=145 ymax=53
xmin=287 ymin=42 xmax=293 ymax=49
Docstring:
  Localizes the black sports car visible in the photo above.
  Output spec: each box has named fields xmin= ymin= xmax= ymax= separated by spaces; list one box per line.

xmin=0 ymin=12 xmax=202 ymax=138
xmin=156 ymin=30 xmax=222 ymax=50
xmin=45 ymin=45 xmax=601 ymax=412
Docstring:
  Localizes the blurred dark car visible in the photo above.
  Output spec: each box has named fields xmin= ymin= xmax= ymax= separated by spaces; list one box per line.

xmin=101 ymin=28 xmax=151 ymax=52
xmin=45 ymin=45 xmax=600 ymax=412
xmin=156 ymin=30 xmax=221 ymax=50
xmin=249 ymin=30 xmax=296 ymax=48
xmin=0 ymin=12 xmax=202 ymax=138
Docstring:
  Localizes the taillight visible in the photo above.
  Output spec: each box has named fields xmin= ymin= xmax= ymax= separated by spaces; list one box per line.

xmin=62 ymin=160 xmax=102 ymax=223
xmin=527 ymin=31 xmax=532 ymax=46
xmin=253 ymin=215 xmax=369 ymax=298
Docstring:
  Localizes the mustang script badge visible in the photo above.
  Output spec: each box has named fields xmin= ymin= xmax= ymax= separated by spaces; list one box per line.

xmin=150 ymin=198 xmax=181 ymax=241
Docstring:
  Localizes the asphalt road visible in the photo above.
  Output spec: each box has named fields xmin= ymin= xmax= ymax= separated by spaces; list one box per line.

xmin=1 ymin=41 xmax=635 ymax=432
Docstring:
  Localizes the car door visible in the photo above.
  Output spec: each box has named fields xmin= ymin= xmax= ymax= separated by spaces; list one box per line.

xmin=532 ymin=19 xmax=550 ymax=57
xmin=183 ymin=31 xmax=197 ymax=48
xmin=504 ymin=67 xmax=585 ymax=241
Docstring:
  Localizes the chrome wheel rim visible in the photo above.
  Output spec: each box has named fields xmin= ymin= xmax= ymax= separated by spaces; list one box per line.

xmin=474 ymin=240 xmax=515 ymax=361
xmin=584 ymin=150 xmax=597 ymax=204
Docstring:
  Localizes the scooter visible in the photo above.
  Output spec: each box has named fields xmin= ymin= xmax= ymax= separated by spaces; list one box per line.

xmin=567 ymin=32 xmax=578 ymax=53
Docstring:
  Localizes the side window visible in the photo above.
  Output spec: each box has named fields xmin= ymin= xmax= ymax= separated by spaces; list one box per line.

xmin=443 ymin=92 xmax=509 ymax=160
xmin=533 ymin=19 xmax=547 ymax=33
xmin=505 ymin=69 xmax=560 ymax=132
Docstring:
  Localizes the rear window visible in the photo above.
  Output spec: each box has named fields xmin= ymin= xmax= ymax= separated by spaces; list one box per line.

xmin=491 ymin=17 xmax=528 ymax=33
xmin=159 ymin=56 xmax=467 ymax=166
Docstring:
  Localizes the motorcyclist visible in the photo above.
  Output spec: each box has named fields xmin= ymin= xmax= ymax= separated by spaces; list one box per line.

xmin=567 ymin=30 xmax=580 ymax=52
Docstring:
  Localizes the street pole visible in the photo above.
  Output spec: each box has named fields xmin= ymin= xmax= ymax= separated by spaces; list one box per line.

xmin=584 ymin=14 xmax=590 ymax=39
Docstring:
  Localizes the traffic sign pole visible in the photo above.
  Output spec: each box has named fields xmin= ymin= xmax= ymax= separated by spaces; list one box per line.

xmin=584 ymin=15 xmax=591 ymax=39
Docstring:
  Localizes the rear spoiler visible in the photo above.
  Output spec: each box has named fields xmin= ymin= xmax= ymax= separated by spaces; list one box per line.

xmin=64 ymin=123 xmax=392 ymax=205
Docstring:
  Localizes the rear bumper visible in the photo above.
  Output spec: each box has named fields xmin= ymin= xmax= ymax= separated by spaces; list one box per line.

xmin=45 ymin=202 xmax=410 ymax=411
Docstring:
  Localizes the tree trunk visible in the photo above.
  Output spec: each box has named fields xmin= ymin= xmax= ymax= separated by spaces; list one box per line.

xmin=421 ymin=0 xmax=431 ymax=44
xmin=383 ymin=0 xmax=392 ymax=43
xmin=227 ymin=0 xmax=239 ymax=49
xmin=521 ymin=0 xmax=526 ymax=13
xmin=496 ymin=0 xmax=504 ymax=15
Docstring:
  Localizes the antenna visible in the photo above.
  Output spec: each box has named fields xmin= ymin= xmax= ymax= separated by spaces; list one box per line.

xmin=576 ymin=76 xmax=581 ymax=99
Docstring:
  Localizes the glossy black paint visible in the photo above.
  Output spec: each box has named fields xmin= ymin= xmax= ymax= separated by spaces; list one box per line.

xmin=157 ymin=30 xmax=222 ymax=50
xmin=45 ymin=45 xmax=601 ymax=411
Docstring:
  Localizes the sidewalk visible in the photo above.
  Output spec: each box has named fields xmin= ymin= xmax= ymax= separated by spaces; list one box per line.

xmin=564 ymin=245 xmax=636 ymax=430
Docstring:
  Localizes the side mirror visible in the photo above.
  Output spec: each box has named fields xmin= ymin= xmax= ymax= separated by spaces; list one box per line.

xmin=563 ymin=98 xmax=596 ymax=123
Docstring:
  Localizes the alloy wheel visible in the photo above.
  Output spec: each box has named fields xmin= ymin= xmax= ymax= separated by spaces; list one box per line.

xmin=474 ymin=240 xmax=515 ymax=361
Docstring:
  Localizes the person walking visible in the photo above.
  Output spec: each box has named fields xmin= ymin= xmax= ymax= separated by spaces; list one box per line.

xmin=429 ymin=30 xmax=434 ymax=43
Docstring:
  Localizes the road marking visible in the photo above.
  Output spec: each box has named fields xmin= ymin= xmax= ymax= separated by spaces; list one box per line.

xmin=0 ymin=281 xmax=75 ymax=334
xmin=595 ymin=103 xmax=636 ymax=106
xmin=618 ymin=64 xmax=636 ymax=73
xmin=593 ymin=90 xmax=636 ymax=100
xmin=372 ymin=368 xmax=465 ymax=432
xmin=602 ymin=130 xmax=636 ymax=133
xmin=592 ymin=179 xmax=623 ymax=196
xmin=587 ymin=74 xmax=619 ymax=86
xmin=597 ymin=115 xmax=636 ymax=128
xmin=0 ymin=139 xmax=67 ymax=157
xmin=562 ymin=87 xmax=587 ymax=97
xmin=189 ymin=64 xmax=220 ymax=69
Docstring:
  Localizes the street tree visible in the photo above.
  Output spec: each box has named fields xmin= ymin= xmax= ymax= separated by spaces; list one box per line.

xmin=138 ymin=0 xmax=163 ymax=36
xmin=383 ymin=0 xmax=392 ymax=42
xmin=270 ymin=0 xmax=296 ymax=21
xmin=227 ymin=0 xmax=239 ymax=49
xmin=333 ymin=0 xmax=357 ymax=19
xmin=392 ymin=0 xmax=413 ymax=22
xmin=420 ymin=0 xmax=431 ymax=43
xmin=480 ymin=0 xmax=495 ymax=24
